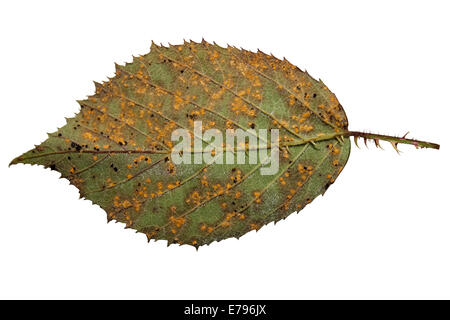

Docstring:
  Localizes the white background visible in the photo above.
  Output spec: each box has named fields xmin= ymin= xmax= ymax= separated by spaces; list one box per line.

xmin=0 ymin=0 xmax=448 ymax=299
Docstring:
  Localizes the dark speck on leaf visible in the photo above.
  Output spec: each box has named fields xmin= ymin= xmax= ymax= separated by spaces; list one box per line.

xmin=71 ymin=142 xmax=82 ymax=151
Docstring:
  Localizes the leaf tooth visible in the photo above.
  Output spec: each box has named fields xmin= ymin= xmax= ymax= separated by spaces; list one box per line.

xmin=114 ymin=62 xmax=121 ymax=75
xmin=363 ymin=137 xmax=368 ymax=148
xmin=78 ymin=192 xmax=85 ymax=200
xmin=93 ymin=81 xmax=103 ymax=92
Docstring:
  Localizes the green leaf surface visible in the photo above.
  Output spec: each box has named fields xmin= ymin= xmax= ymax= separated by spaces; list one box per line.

xmin=11 ymin=40 xmax=438 ymax=248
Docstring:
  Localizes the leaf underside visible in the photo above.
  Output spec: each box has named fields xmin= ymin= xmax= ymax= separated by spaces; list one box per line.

xmin=11 ymin=40 xmax=351 ymax=247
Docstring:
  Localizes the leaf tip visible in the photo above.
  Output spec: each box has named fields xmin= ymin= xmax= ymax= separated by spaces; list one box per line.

xmin=9 ymin=156 xmax=22 ymax=167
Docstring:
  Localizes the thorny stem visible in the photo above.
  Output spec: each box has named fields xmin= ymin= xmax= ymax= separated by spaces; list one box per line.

xmin=345 ymin=131 xmax=440 ymax=151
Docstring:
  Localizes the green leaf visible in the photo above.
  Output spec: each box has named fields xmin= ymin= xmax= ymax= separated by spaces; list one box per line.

xmin=10 ymin=40 xmax=439 ymax=248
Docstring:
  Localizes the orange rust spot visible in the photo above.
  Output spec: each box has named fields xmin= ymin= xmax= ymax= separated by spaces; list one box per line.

xmin=221 ymin=221 xmax=231 ymax=228
xmin=122 ymin=200 xmax=131 ymax=208
xmin=169 ymin=215 xmax=185 ymax=228
xmin=253 ymin=191 xmax=261 ymax=203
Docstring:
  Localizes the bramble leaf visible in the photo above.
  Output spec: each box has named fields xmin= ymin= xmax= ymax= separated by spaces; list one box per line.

xmin=10 ymin=40 xmax=439 ymax=247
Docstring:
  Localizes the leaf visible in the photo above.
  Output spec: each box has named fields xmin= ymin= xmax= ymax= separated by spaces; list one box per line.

xmin=10 ymin=40 xmax=439 ymax=248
